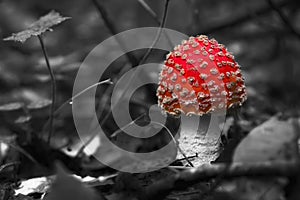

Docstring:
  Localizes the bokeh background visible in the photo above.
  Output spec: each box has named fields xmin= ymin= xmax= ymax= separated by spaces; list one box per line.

xmin=0 ymin=0 xmax=300 ymax=178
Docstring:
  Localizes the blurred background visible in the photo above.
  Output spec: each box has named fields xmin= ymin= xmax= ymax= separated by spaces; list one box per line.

xmin=0 ymin=0 xmax=300 ymax=175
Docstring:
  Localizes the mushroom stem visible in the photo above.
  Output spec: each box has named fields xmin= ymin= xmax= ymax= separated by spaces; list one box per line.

xmin=197 ymin=114 xmax=211 ymax=137
xmin=197 ymin=114 xmax=222 ymax=144
xmin=232 ymin=107 xmax=242 ymax=134
xmin=181 ymin=114 xmax=222 ymax=164
xmin=202 ymin=114 xmax=223 ymax=163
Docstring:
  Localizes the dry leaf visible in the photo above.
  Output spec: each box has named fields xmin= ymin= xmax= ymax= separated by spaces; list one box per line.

xmin=233 ymin=116 xmax=299 ymax=162
xmin=0 ymin=102 xmax=23 ymax=112
xmin=3 ymin=10 xmax=70 ymax=43
xmin=227 ymin=116 xmax=299 ymax=200
xmin=15 ymin=177 xmax=52 ymax=196
xmin=44 ymin=162 xmax=104 ymax=200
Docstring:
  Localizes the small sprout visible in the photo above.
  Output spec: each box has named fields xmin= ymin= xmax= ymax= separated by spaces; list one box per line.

xmin=4 ymin=10 xmax=70 ymax=144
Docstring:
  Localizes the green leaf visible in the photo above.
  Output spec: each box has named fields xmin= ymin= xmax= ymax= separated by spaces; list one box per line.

xmin=3 ymin=10 xmax=70 ymax=43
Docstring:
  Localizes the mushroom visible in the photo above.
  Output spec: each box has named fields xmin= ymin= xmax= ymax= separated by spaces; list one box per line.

xmin=156 ymin=35 xmax=247 ymax=164
xmin=157 ymin=35 xmax=247 ymax=116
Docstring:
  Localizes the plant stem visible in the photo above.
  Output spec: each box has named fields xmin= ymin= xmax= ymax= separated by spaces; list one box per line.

xmin=91 ymin=0 xmax=138 ymax=66
xmin=38 ymin=35 xmax=56 ymax=144
xmin=138 ymin=0 xmax=175 ymax=47
xmin=137 ymin=0 xmax=161 ymax=24
xmin=41 ymin=79 xmax=112 ymax=133
xmin=267 ymin=0 xmax=300 ymax=40
xmin=194 ymin=0 xmax=291 ymax=35
xmin=77 ymin=0 xmax=172 ymax=156
xmin=139 ymin=0 xmax=170 ymax=65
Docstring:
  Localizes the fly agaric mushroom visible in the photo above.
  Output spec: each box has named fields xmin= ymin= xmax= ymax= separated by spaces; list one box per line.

xmin=157 ymin=35 xmax=246 ymax=116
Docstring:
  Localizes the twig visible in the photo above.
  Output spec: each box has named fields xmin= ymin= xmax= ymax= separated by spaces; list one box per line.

xmin=137 ymin=0 xmax=161 ymax=24
xmin=199 ymin=163 xmax=230 ymax=200
xmin=42 ymin=79 xmax=112 ymax=134
xmin=91 ymin=0 xmax=139 ymax=66
xmin=175 ymin=153 xmax=198 ymax=162
xmin=151 ymin=121 xmax=194 ymax=167
xmin=4 ymin=142 xmax=40 ymax=165
xmin=144 ymin=160 xmax=300 ymax=200
xmin=137 ymin=0 xmax=174 ymax=52
xmin=139 ymin=0 xmax=170 ymax=65
xmin=70 ymin=80 xmax=113 ymax=103
xmin=0 ymin=162 xmax=20 ymax=173
xmin=77 ymin=0 xmax=172 ymax=156
xmin=108 ymin=0 xmax=171 ymax=106
xmin=110 ymin=113 xmax=146 ymax=138
xmin=38 ymin=35 xmax=56 ymax=144
xmin=258 ymin=182 xmax=278 ymax=200
xmin=106 ymin=0 xmax=171 ymax=111
xmin=267 ymin=0 xmax=300 ymax=40
xmin=194 ymin=0 xmax=292 ymax=35
xmin=181 ymin=160 xmax=299 ymax=181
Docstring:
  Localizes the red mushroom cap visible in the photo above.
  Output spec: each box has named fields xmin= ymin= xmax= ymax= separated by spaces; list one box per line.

xmin=157 ymin=35 xmax=247 ymax=116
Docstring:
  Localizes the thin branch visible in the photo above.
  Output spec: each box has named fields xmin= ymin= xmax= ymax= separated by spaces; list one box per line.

xmin=181 ymin=160 xmax=299 ymax=181
xmin=38 ymin=35 xmax=56 ymax=144
xmin=70 ymin=79 xmax=113 ymax=104
xmin=4 ymin=142 xmax=40 ymax=165
xmin=139 ymin=0 xmax=170 ymax=65
xmin=175 ymin=153 xmax=198 ymax=162
xmin=151 ymin=121 xmax=194 ymax=167
xmin=137 ymin=0 xmax=174 ymax=52
xmin=194 ymin=0 xmax=292 ymax=35
xmin=76 ymin=111 xmax=142 ymax=157
xmin=267 ymin=0 xmax=300 ymax=40
xmin=144 ymin=160 xmax=300 ymax=200
xmin=199 ymin=163 xmax=231 ymax=199
xmin=0 ymin=162 xmax=20 ymax=173
xmin=137 ymin=0 xmax=161 ymax=24
xmin=77 ymin=0 xmax=172 ymax=156
xmin=42 ymin=79 xmax=112 ymax=133
xmin=110 ymin=113 xmax=146 ymax=138
xmin=112 ymin=0 xmax=172 ymax=99
xmin=91 ymin=0 xmax=139 ymax=66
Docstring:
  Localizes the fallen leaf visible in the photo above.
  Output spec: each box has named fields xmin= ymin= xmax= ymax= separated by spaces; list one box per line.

xmin=228 ymin=116 xmax=299 ymax=200
xmin=233 ymin=116 xmax=299 ymax=162
xmin=0 ymin=102 xmax=24 ymax=112
xmin=14 ymin=116 xmax=31 ymax=124
xmin=15 ymin=177 xmax=52 ymax=196
xmin=44 ymin=162 xmax=104 ymax=200
xmin=0 ymin=102 xmax=25 ymax=123
xmin=26 ymin=99 xmax=52 ymax=110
